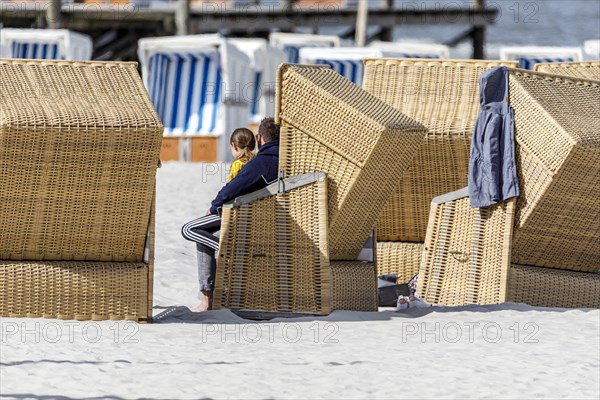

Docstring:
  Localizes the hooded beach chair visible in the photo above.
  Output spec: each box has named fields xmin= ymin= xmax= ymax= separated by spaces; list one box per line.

xmin=269 ymin=32 xmax=340 ymax=64
xmin=361 ymin=58 xmax=518 ymax=283
xmin=213 ymin=64 xmax=426 ymax=315
xmin=0 ymin=28 xmax=93 ymax=60
xmin=138 ymin=35 xmax=252 ymax=162
xmin=368 ymin=40 xmax=450 ymax=59
xmin=499 ymin=46 xmax=583 ymax=70
xmin=229 ymin=38 xmax=287 ymax=124
xmin=299 ymin=47 xmax=383 ymax=86
xmin=534 ymin=61 xmax=600 ymax=81
xmin=583 ymin=39 xmax=599 ymax=60
xmin=0 ymin=59 xmax=163 ymax=321
xmin=417 ymin=69 xmax=600 ymax=308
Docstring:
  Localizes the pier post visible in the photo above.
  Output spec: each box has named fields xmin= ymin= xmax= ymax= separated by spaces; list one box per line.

xmin=355 ymin=0 xmax=368 ymax=46
xmin=380 ymin=0 xmax=395 ymax=42
xmin=46 ymin=0 xmax=62 ymax=29
xmin=472 ymin=0 xmax=486 ymax=59
xmin=176 ymin=0 xmax=191 ymax=36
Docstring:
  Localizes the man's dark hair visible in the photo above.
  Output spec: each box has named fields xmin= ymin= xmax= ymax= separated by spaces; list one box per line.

xmin=258 ymin=117 xmax=280 ymax=143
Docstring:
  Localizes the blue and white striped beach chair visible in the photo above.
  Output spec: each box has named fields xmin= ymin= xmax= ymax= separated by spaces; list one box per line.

xmin=138 ymin=35 xmax=252 ymax=162
xmin=269 ymin=32 xmax=340 ymax=64
xmin=368 ymin=40 xmax=450 ymax=59
xmin=146 ymin=50 xmax=223 ymax=136
xmin=0 ymin=28 xmax=92 ymax=60
xmin=583 ymin=40 xmax=599 ymax=60
xmin=229 ymin=38 xmax=287 ymax=123
xmin=500 ymin=46 xmax=583 ymax=70
xmin=299 ymin=47 xmax=383 ymax=86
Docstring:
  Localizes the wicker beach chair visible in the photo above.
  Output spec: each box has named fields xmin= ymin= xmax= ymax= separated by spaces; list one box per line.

xmin=0 ymin=59 xmax=163 ymax=321
xmin=362 ymin=58 xmax=518 ymax=282
xmin=534 ymin=61 xmax=600 ymax=81
xmin=417 ymin=69 xmax=600 ymax=308
xmin=213 ymin=64 xmax=426 ymax=315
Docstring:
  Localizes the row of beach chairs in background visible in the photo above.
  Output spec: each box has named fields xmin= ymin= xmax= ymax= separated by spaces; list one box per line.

xmin=1 ymin=27 xmax=599 ymax=162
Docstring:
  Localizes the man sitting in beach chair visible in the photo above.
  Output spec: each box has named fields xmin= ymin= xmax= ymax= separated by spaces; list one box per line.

xmin=181 ymin=118 xmax=280 ymax=311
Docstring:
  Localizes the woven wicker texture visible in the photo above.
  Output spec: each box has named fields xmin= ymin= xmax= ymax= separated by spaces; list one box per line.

xmin=330 ymin=261 xmax=378 ymax=311
xmin=214 ymin=175 xmax=332 ymax=314
xmin=507 ymin=264 xmax=600 ymax=309
xmin=418 ymin=191 xmax=516 ymax=307
xmin=363 ymin=58 xmax=518 ymax=242
xmin=0 ymin=261 xmax=150 ymax=321
xmin=276 ymin=63 xmax=426 ymax=260
xmin=0 ymin=59 xmax=163 ymax=262
xmin=534 ymin=61 xmax=600 ymax=81
xmin=508 ymin=69 xmax=600 ymax=271
xmin=376 ymin=241 xmax=423 ymax=283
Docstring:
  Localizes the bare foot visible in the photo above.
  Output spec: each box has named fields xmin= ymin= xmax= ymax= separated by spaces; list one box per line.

xmin=191 ymin=303 xmax=210 ymax=312
xmin=191 ymin=291 xmax=213 ymax=312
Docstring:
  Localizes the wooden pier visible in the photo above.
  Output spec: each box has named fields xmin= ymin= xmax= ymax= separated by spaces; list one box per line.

xmin=0 ymin=0 xmax=498 ymax=61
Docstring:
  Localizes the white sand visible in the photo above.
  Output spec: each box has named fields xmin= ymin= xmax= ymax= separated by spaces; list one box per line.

xmin=1 ymin=162 xmax=599 ymax=399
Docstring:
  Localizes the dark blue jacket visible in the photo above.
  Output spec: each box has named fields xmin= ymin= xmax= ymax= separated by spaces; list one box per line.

xmin=210 ymin=140 xmax=279 ymax=214
xmin=468 ymin=66 xmax=519 ymax=208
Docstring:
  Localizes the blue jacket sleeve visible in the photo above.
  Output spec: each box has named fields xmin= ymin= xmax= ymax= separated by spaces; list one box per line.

xmin=210 ymin=161 xmax=264 ymax=214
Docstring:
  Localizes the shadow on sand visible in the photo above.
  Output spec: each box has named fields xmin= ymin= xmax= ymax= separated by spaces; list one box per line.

xmin=151 ymin=302 xmax=594 ymax=325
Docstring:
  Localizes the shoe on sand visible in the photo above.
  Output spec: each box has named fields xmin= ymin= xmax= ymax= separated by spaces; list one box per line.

xmin=396 ymin=295 xmax=410 ymax=310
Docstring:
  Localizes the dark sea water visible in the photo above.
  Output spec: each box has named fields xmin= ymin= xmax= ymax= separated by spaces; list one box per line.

xmin=390 ymin=0 xmax=600 ymax=46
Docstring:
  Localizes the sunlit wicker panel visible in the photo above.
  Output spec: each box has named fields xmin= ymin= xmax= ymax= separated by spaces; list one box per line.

xmin=418 ymin=189 xmax=515 ymax=307
xmin=534 ymin=61 xmax=600 ymax=81
xmin=363 ymin=58 xmax=518 ymax=242
xmin=509 ymin=70 xmax=600 ymax=271
xmin=277 ymin=63 xmax=426 ymax=260
xmin=507 ymin=264 xmax=600 ymax=309
xmin=0 ymin=59 xmax=163 ymax=262
xmin=214 ymin=173 xmax=332 ymax=315
xmin=330 ymin=261 xmax=378 ymax=312
xmin=0 ymin=261 xmax=150 ymax=321
xmin=376 ymin=241 xmax=423 ymax=284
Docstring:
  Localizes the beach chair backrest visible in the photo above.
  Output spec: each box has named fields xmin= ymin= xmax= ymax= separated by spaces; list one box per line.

xmin=534 ymin=61 xmax=600 ymax=81
xmin=276 ymin=63 xmax=426 ymax=260
xmin=500 ymin=46 xmax=583 ymax=69
xmin=507 ymin=69 xmax=600 ymax=272
xmin=299 ymin=47 xmax=383 ymax=86
xmin=0 ymin=28 xmax=93 ymax=60
xmin=362 ymin=58 xmax=518 ymax=242
xmin=0 ymin=59 xmax=163 ymax=262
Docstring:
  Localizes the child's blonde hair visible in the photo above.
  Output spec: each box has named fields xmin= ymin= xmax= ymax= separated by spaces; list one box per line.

xmin=230 ymin=128 xmax=256 ymax=161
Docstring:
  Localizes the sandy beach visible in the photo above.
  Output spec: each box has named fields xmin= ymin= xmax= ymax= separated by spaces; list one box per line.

xmin=1 ymin=162 xmax=599 ymax=399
